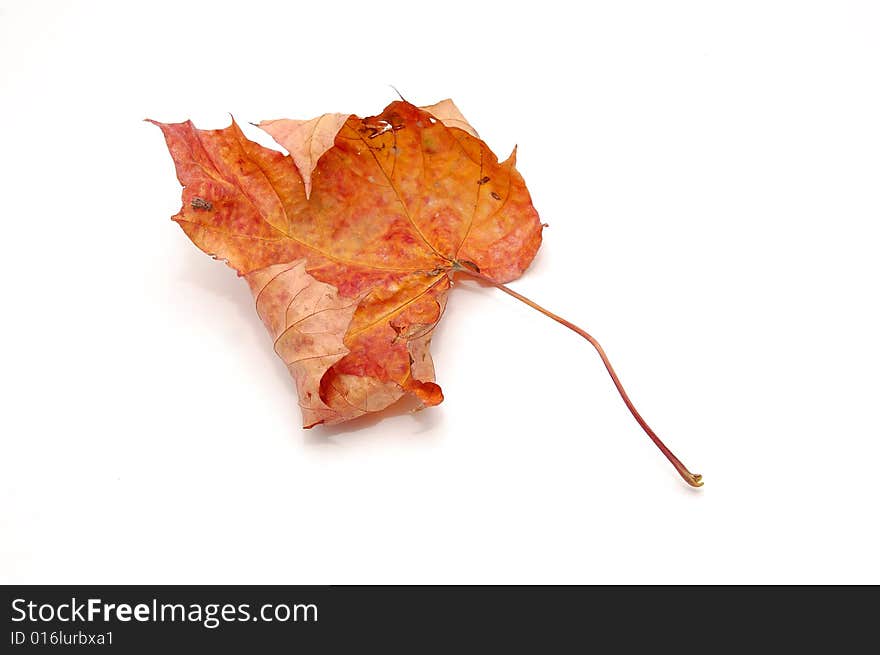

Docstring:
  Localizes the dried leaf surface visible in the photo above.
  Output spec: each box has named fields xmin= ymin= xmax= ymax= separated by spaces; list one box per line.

xmin=152 ymin=100 xmax=543 ymax=426
xmin=257 ymin=113 xmax=350 ymax=200
xmin=420 ymin=98 xmax=480 ymax=138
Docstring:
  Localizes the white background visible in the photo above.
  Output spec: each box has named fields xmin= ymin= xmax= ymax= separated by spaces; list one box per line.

xmin=1 ymin=0 xmax=878 ymax=584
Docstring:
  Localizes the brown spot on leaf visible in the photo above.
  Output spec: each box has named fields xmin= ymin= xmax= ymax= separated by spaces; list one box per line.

xmin=191 ymin=197 xmax=213 ymax=211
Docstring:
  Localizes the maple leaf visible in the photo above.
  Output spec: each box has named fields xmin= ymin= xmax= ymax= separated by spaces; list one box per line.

xmin=151 ymin=99 xmax=703 ymax=487
xmin=150 ymin=100 xmax=541 ymax=426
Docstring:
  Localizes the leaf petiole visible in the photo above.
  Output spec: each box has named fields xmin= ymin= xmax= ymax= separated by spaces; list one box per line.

xmin=453 ymin=264 xmax=703 ymax=488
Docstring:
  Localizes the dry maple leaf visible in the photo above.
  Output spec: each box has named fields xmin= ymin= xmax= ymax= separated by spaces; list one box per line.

xmin=150 ymin=99 xmax=702 ymax=487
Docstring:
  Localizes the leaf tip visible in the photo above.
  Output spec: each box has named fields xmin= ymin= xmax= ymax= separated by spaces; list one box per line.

xmin=501 ymin=145 xmax=518 ymax=167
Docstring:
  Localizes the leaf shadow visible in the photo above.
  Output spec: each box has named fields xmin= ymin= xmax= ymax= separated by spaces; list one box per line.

xmin=176 ymin=255 xmax=295 ymax=394
xmin=303 ymin=394 xmax=444 ymax=448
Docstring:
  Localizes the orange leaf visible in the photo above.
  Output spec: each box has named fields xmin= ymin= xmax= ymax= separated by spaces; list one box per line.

xmin=152 ymin=99 xmax=704 ymax=486
xmin=151 ymin=100 xmax=543 ymax=427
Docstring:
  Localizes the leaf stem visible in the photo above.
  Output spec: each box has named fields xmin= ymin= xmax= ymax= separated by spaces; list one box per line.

xmin=454 ymin=266 xmax=703 ymax=488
